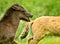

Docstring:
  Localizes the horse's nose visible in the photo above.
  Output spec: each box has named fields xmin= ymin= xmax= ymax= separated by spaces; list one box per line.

xmin=30 ymin=15 xmax=33 ymax=18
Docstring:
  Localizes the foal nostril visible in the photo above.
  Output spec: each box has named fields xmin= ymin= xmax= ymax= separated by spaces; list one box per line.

xmin=27 ymin=13 xmax=33 ymax=18
xmin=25 ymin=12 xmax=33 ymax=18
xmin=30 ymin=15 xmax=33 ymax=18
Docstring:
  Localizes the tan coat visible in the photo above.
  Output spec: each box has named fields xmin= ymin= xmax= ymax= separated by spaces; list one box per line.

xmin=21 ymin=16 xmax=60 ymax=44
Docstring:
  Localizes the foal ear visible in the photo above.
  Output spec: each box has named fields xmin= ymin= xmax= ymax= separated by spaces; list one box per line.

xmin=11 ymin=3 xmax=25 ymax=11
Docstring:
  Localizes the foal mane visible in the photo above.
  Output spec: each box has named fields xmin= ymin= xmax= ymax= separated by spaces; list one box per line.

xmin=0 ymin=4 xmax=19 ymax=22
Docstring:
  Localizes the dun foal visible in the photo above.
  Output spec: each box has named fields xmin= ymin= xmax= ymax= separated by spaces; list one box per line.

xmin=21 ymin=16 xmax=60 ymax=44
xmin=0 ymin=3 xmax=32 ymax=44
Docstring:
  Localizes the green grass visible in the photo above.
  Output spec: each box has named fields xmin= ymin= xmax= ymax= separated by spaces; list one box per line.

xmin=38 ymin=36 xmax=60 ymax=44
xmin=0 ymin=0 xmax=60 ymax=44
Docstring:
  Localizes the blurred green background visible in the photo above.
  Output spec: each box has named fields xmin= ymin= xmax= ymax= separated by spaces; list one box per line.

xmin=0 ymin=0 xmax=60 ymax=44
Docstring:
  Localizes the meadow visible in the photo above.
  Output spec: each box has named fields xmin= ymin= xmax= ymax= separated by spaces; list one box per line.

xmin=0 ymin=0 xmax=60 ymax=44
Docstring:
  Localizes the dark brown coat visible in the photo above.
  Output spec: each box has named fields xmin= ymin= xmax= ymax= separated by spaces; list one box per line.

xmin=0 ymin=3 xmax=32 ymax=44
